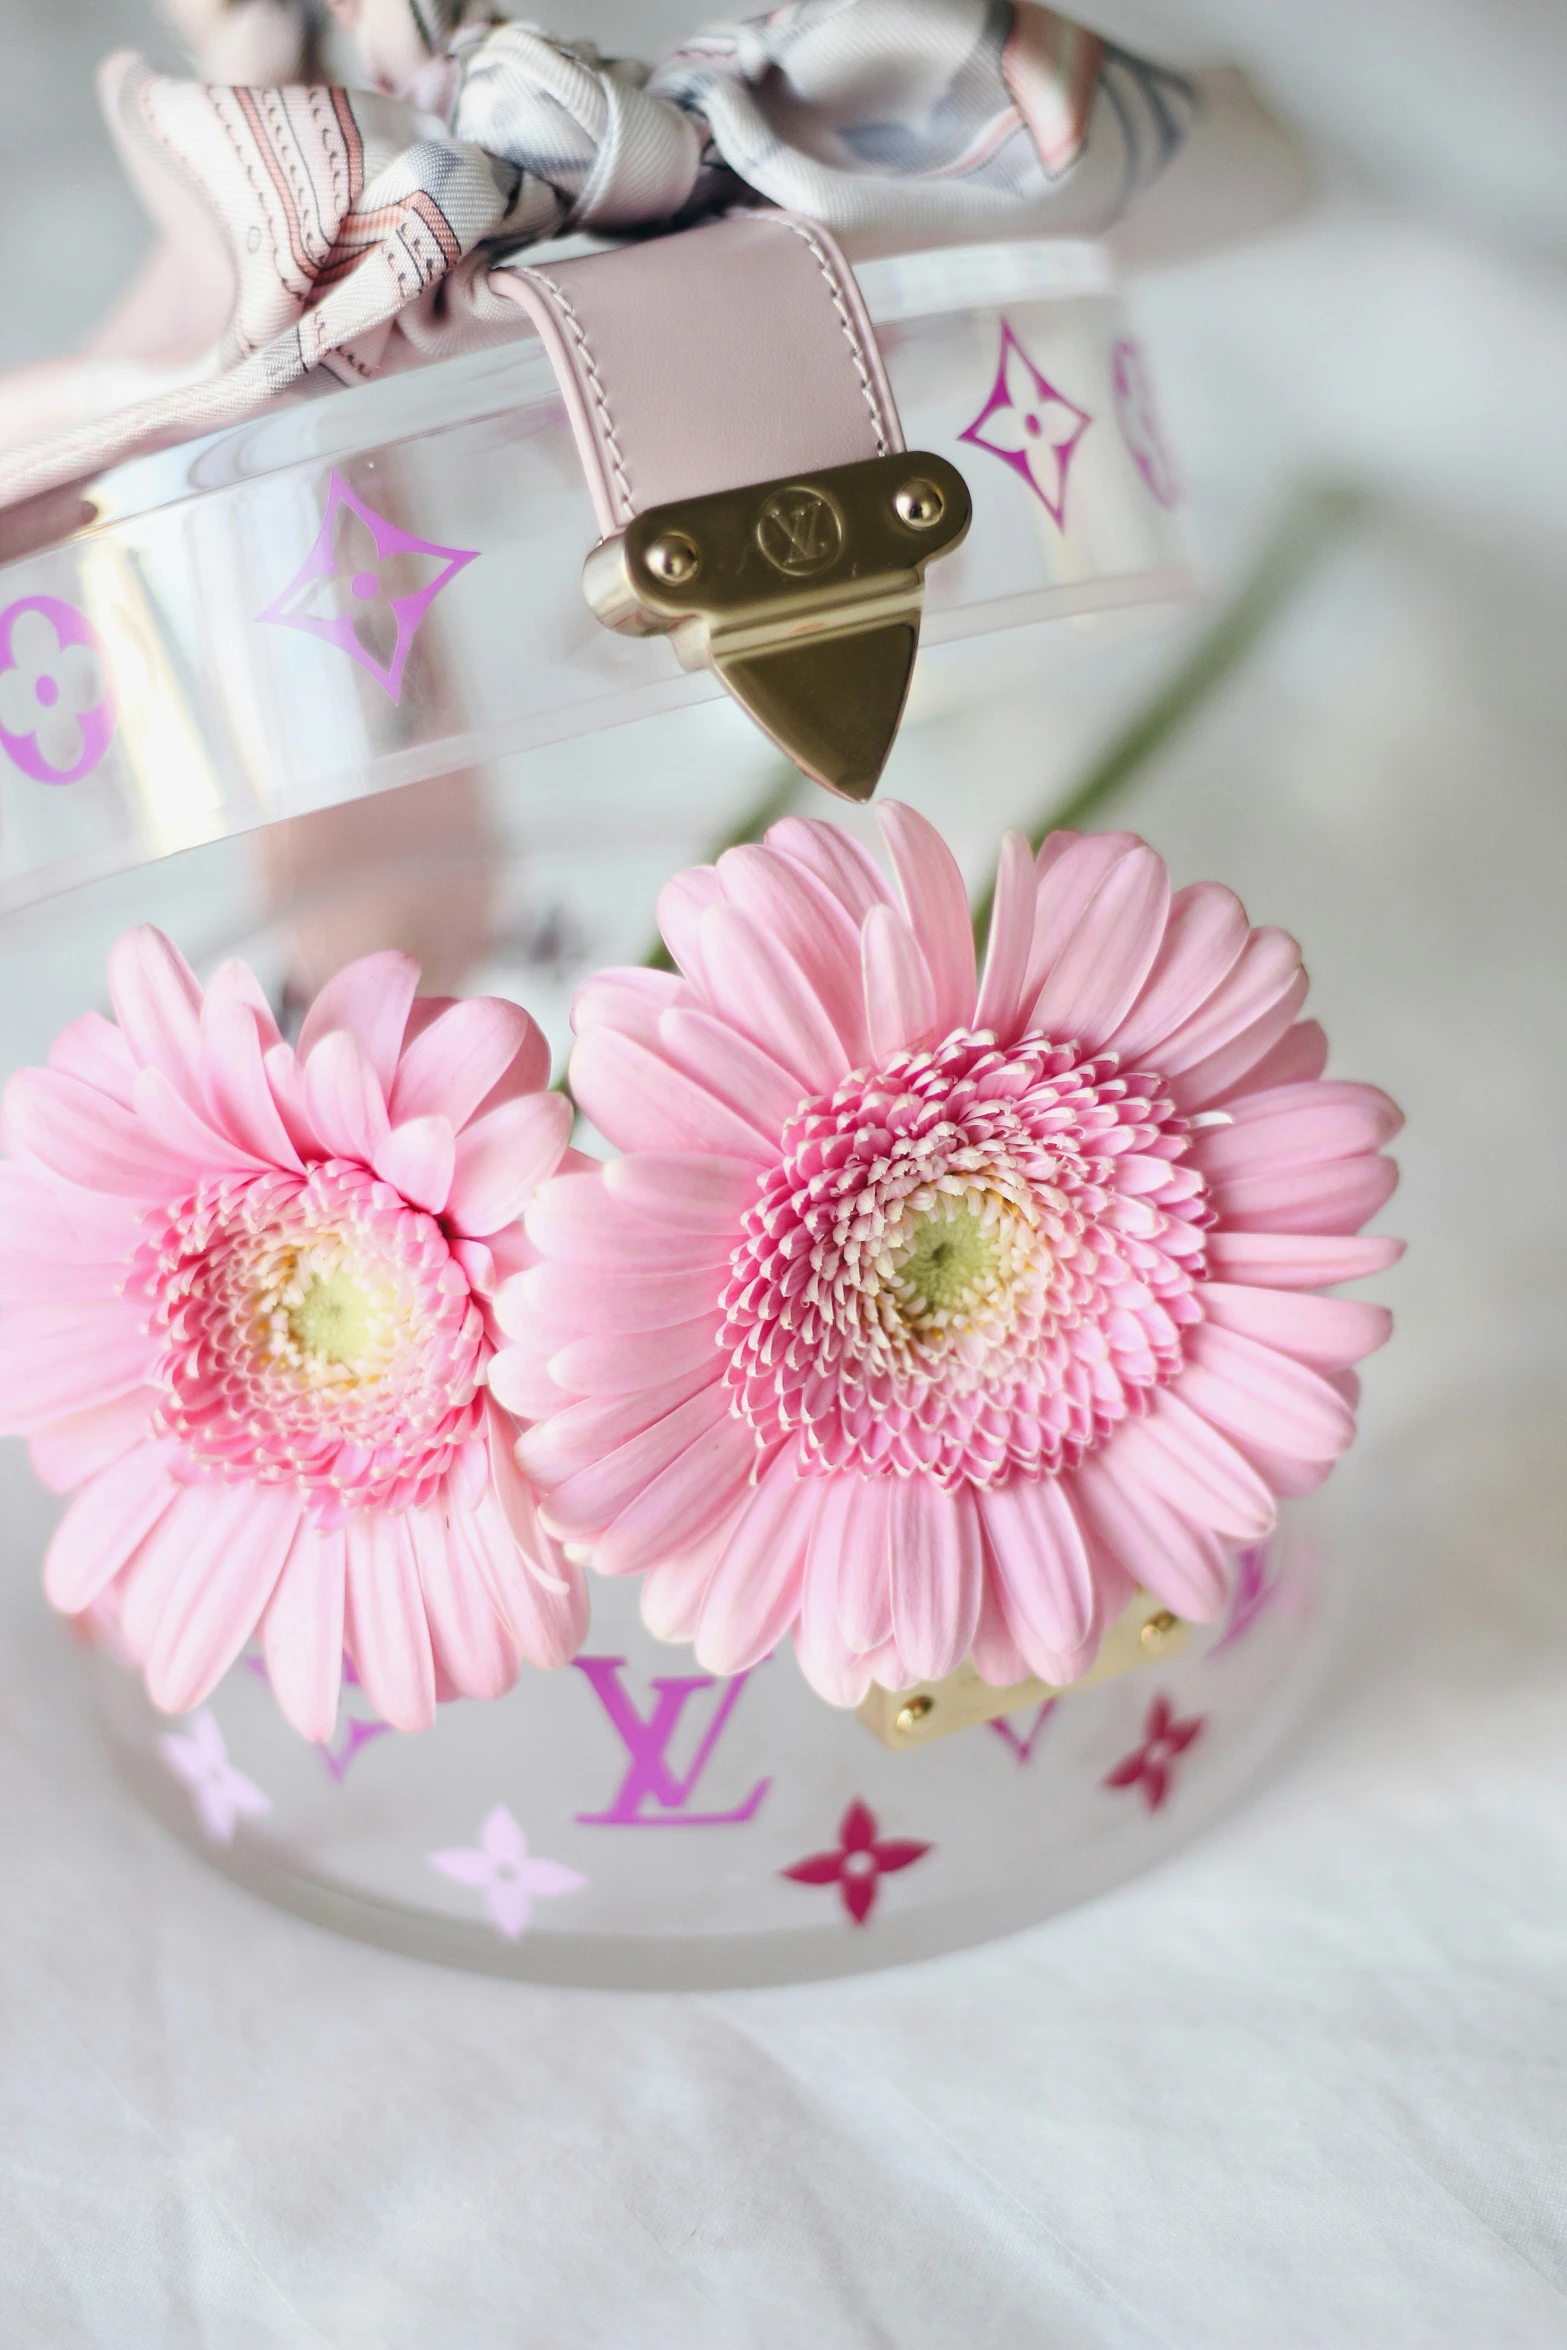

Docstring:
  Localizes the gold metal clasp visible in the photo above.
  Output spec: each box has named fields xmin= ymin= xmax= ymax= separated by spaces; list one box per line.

xmin=858 ymin=1593 xmax=1189 ymax=1751
xmin=582 ymin=452 xmax=972 ymax=802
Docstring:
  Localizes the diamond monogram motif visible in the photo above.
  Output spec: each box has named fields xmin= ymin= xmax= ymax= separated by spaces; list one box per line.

xmin=257 ymin=471 xmax=476 ymax=702
xmin=959 ymin=319 xmax=1091 ymax=529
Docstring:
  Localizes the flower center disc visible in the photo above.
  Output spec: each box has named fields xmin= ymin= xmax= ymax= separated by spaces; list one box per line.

xmin=720 ymin=1027 xmax=1211 ymax=1488
xmin=134 ymin=1163 xmax=486 ymax=1513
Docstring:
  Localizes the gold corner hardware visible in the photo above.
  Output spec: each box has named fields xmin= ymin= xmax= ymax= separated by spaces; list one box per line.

xmin=582 ymin=452 xmax=972 ymax=802
xmin=857 ymin=1591 xmax=1191 ymax=1751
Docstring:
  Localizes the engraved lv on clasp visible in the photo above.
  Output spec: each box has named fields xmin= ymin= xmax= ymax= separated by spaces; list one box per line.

xmin=582 ymin=452 xmax=971 ymax=803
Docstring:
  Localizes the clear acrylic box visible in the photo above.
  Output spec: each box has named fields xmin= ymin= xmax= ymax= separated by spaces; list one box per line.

xmin=0 ymin=236 xmax=1334 ymax=1988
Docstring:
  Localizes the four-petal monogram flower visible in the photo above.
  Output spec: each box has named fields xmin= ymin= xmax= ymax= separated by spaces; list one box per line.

xmin=429 ymin=1803 xmax=587 ymax=1938
xmin=0 ymin=596 xmax=115 ymax=782
xmin=258 ymin=472 xmax=476 ymax=701
xmin=1103 ymin=1693 xmax=1205 ymax=1811
xmin=782 ymin=1798 xmax=932 ymax=1925
xmin=960 ymin=319 xmax=1091 ymax=527
xmin=158 ymin=1708 xmax=271 ymax=1844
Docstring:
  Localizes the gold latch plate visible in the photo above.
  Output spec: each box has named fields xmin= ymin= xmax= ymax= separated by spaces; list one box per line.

xmin=857 ymin=1593 xmax=1190 ymax=1751
xmin=582 ymin=452 xmax=972 ymax=803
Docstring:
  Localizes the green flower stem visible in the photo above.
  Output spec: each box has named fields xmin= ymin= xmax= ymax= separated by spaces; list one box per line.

xmin=969 ymin=480 xmax=1370 ymax=951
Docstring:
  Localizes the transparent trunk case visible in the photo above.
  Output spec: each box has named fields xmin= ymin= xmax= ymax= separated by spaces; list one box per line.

xmin=0 ymin=237 xmax=1332 ymax=1987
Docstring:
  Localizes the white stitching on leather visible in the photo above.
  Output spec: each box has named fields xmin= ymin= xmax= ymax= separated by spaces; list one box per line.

xmin=519 ymin=266 xmax=635 ymax=519
xmin=777 ymin=219 xmax=891 ymax=458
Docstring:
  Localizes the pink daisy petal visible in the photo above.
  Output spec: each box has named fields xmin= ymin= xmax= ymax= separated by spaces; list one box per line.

xmin=970 ymin=1562 xmax=1033 ymax=1688
xmin=573 ymin=966 xmax=682 ymax=1048
xmin=345 ymin=1510 xmax=437 ymax=1733
xmin=767 ymin=815 xmax=892 ymax=924
xmin=516 ymin=1366 xmax=720 ymax=1489
xmin=144 ymin=1480 xmax=301 ymax=1716
xmin=657 ymin=1006 xmax=811 ymax=1137
xmin=30 ymin=1391 xmax=150 ymax=1492
xmin=1207 ymin=1017 xmax=1328 ymax=1103
xmin=714 ymin=843 xmax=871 ymax=1064
xmin=600 ymin=1151 xmax=760 ymax=1234
xmin=570 ymin=1025 xmax=773 ymax=1159
xmin=512 ymin=1259 xmax=718 ymax=1342
xmin=447 ymin=1091 xmax=571 ymax=1237
xmin=1074 ymin=1450 xmax=1231 ymax=1621
xmin=1154 ymin=927 xmax=1303 ymax=1076
xmin=302 ymin=1027 xmax=391 ymax=1164
xmin=796 ymin=1485 xmax=878 ymax=1702
xmin=1113 ymin=1401 xmax=1277 ymax=1545
xmin=1023 ymin=831 xmax=1142 ymax=1006
xmin=132 ymin=1065 xmax=273 ymax=1175
xmin=372 ymin=1115 xmax=457 ymax=1216
xmin=537 ymin=1383 xmax=734 ymax=1541
xmin=409 ymin=1502 xmax=520 ymax=1704
xmin=542 ymin=1316 xmax=726 ymax=1400
xmin=43 ymin=1437 xmax=182 ymax=1615
xmin=296 ymin=950 xmax=419 ymax=1095
xmin=470 ymin=1476 xmax=587 ymax=1669
xmin=692 ymin=1451 xmax=814 ymax=1675
xmin=888 ymin=1475 xmax=982 ymax=1683
xmin=486 ymin=1345 xmax=576 ymax=1419
xmin=200 ymin=972 xmax=302 ymax=1169
xmin=1192 ymin=1081 xmax=1404 ymax=1177
xmin=1177 ymin=1322 xmax=1356 ymax=1462
xmin=835 ymin=1477 xmax=896 ymax=1654
xmin=261 ymin=1522 xmax=346 ymax=1744
xmin=49 ymin=1012 xmax=139 ymax=1106
xmin=1211 ymin=1153 xmax=1400 ymax=1236
xmin=973 ymin=830 xmax=1037 ymax=1039
xmin=106 ymin=926 xmax=204 ymax=1101
xmin=978 ymin=1475 xmax=1099 ymax=1682
xmin=640 ymin=1520 xmax=731 ymax=1644
xmin=1027 ymin=842 xmax=1170 ymax=1051
xmin=0 ymin=1300 xmax=159 ymax=1432
xmin=2 ymin=1066 xmax=190 ymax=1199
xmin=261 ymin=1041 xmax=326 ymax=1161
xmin=880 ymin=802 xmax=977 ymax=1036
xmin=590 ymin=1410 xmax=759 ymax=1579
xmin=695 ymin=900 xmax=848 ymax=1094
xmin=1203 ymin=1230 xmax=1405 ymax=1287
xmin=1106 ymin=882 xmax=1249 ymax=1064
xmin=1168 ymin=972 xmax=1312 ymax=1112
xmin=862 ymin=901 xmax=938 ymax=1062
xmin=205 ymin=957 xmax=282 ymax=1051
xmin=1199 ymin=1282 xmax=1393 ymax=1369
xmin=389 ymin=996 xmax=539 ymax=1129
xmin=525 ymin=1171 xmax=732 ymax=1272
xmin=654 ymin=866 xmax=725 ymax=989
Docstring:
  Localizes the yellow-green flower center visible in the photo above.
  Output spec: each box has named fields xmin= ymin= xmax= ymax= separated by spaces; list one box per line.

xmin=287 ymin=1268 xmax=377 ymax=1370
xmin=893 ymin=1198 xmax=1001 ymax=1322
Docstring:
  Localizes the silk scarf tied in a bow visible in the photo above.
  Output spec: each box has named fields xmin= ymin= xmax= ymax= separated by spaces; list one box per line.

xmin=0 ymin=0 xmax=1194 ymax=516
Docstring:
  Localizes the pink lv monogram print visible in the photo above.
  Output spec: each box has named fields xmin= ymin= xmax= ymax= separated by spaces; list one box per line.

xmin=572 ymin=1657 xmax=770 ymax=1827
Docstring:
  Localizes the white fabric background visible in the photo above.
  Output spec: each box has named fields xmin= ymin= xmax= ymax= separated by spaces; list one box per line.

xmin=3 ymin=5 xmax=1567 ymax=2344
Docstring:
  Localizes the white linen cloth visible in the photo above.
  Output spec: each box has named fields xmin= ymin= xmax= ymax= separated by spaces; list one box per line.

xmin=3 ymin=52 xmax=1567 ymax=2350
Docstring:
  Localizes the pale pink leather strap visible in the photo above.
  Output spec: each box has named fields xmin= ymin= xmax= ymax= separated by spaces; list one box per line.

xmin=491 ymin=211 xmax=904 ymax=535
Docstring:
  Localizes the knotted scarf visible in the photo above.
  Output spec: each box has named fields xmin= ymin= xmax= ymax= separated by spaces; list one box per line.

xmin=0 ymin=0 xmax=1200 ymax=516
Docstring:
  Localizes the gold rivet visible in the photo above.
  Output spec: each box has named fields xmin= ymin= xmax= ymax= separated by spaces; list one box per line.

xmin=642 ymin=530 xmax=700 ymax=585
xmin=894 ymin=1695 xmax=935 ymax=1735
xmin=1140 ymin=1609 xmax=1180 ymax=1652
xmin=893 ymin=478 xmax=945 ymax=529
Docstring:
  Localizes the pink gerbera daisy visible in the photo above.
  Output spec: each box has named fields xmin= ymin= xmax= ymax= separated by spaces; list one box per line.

xmin=494 ymin=808 xmax=1401 ymax=1705
xmin=0 ymin=930 xmax=586 ymax=1737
